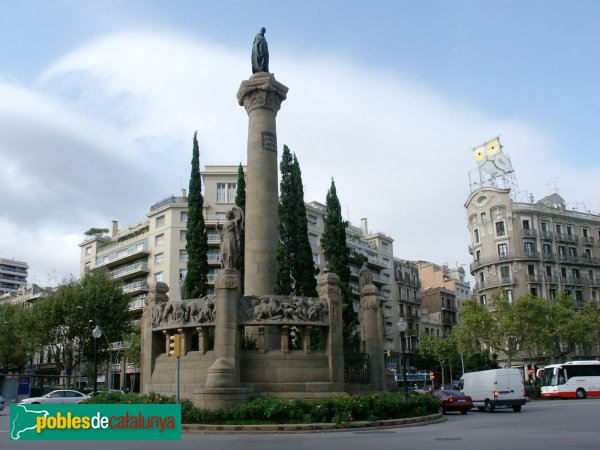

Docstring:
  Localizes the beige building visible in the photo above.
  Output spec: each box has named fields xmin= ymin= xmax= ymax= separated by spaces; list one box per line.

xmin=465 ymin=188 xmax=600 ymax=306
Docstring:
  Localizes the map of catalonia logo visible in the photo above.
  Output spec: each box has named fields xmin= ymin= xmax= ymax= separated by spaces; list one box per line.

xmin=10 ymin=404 xmax=181 ymax=440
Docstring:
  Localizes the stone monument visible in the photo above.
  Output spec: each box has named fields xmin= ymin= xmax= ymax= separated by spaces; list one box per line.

xmin=237 ymin=27 xmax=288 ymax=297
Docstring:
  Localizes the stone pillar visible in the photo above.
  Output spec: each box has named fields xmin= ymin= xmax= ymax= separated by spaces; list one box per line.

xmin=140 ymin=282 xmax=169 ymax=393
xmin=359 ymin=284 xmax=385 ymax=391
xmin=196 ymin=327 xmax=208 ymax=354
xmin=318 ymin=271 xmax=344 ymax=388
xmin=237 ymin=72 xmax=288 ymax=296
xmin=281 ymin=326 xmax=290 ymax=354
xmin=205 ymin=269 xmax=241 ymax=388
xmin=303 ymin=326 xmax=312 ymax=354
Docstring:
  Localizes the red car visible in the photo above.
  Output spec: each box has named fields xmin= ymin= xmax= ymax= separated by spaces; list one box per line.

xmin=432 ymin=390 xmax=473 ymax=415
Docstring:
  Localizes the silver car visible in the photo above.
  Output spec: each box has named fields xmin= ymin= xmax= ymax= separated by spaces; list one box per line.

xmin=20 ymin=390 xmax=90 ymax=404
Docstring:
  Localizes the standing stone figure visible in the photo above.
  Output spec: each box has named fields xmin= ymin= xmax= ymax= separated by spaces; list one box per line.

xmin=358 ymin=261 xmax=373 ymax=290
xmin=218 ymin=206 xmax=244 ymax=269
xmin=252 ymin=27 xmax=269 ymax=73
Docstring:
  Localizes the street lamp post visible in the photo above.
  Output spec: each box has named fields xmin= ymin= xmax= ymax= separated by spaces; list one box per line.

xmin=78 ymin=306 xmax=112 ymax=390
xmin=92 ymin=325 xmax=102 ymax=395
xmin=397 ymin=318 xmax=409 ymax=401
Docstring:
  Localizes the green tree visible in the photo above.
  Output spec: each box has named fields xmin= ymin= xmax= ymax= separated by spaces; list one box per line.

xmin=321 ymin=179 xmax=356 ymax=350
xmin=274 ymin=147 xmax=316 ymax=297
xmin=235 ymin=163 xmax=246 ymax=290
xmin=184 ymin=131 xmax=209 ymax=299
xmin=417 ymin=334 xmax=458 ymax=386
xmin=0 ymin=304 xmax=30 ymax=372
xmin=124 ymin=323 xmax=141 ymax=369
xmin=29 ymin=269 xmax=130 ymax=387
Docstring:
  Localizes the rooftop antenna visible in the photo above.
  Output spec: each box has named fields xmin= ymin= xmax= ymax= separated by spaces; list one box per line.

xmin=546 ymin=177 xmax=560 ymax=195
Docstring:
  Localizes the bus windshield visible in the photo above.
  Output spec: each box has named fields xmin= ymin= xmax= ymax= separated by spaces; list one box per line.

xmin=540 ymin=367 xmax=556 ymax=386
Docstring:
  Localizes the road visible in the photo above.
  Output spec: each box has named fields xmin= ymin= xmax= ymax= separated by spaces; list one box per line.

xmin=1 ymin=399 xmax=599 ymax=449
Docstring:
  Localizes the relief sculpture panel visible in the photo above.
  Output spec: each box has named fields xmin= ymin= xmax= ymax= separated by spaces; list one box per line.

xmin=238 ymin=295 xmax=329 ymax=326
xmin=152 ymin=297 xmax=215 ymax=331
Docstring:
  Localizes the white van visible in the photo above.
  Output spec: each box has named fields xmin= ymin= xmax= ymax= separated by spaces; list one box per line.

xmin=458 ymin=368 xmax=526 ymax=412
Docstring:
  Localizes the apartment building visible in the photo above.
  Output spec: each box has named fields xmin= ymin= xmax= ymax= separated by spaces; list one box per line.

xmin=0 ymin=258 xmax=28 ymax=295
xmin=465 ymin=188 xmax=600 ymax=306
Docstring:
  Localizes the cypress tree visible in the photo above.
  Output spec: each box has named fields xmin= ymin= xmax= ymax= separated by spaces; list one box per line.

xmin=291 ymin=154 xmax=317 ymax=297
xmin=274 ymin=146 xmax=295 ymax=295
xmin=321 ymin=179 xmax=357 ymax=350
xmin=235 ymin=163 xmax=246 ymax=291
xmin=274 ymin=146 xmax=317 ymax=297
xmin=184 ymin=132 xmax=209 ymax=299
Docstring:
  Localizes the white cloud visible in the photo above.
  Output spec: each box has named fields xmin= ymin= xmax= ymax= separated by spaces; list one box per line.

xmin=2 ymin=30 xmax=598 ymax=286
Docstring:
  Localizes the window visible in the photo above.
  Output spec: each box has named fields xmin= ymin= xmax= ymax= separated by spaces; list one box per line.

xmin=475 ymin=250 xmax=481 ymax=261
xmin=308 ymin=233 xmax=319 ymax=245
xmin=558 ymin=246 xmax=566 ymax=256
xmin=500 ymin=266 xmax=510 ymax=281
xmin=154 ymin=272 xmax=164 ymax=282
xmin=207 ymin=229 xmax=219 ymax=242
xmin=585 ymin=248 xmax=592 ymax=258
xmin=575 ymin=291 xmax=583 ymax=303
xmin=561 ymin=267 xmax=567 ymax=277
xmin=495 ymin=221 xmax=506 ymax=237
xmin=541 ymin=222 xmax=548 ymax=232
xmin=155 ymin=215 xmax=165 ymax=228
xmin=179 ymin=249 xmax=188 ymax=261
xmin=543 ymin=243 xmax=552 ymax=255
xmin=215 ymin=212 xmax=227 ymax=220
xmin=179 ymin=269 xmax=187 ymax=281
xmin=307 ymin=214 xmax=318 ymax=226
xmin=312 ymin=253 xmax=320 ymax=264
xmin=528 ymin=265 xmax=535 ymax=276
xmin=84 ymin=261 xmax=91 ymax=271
xmin=382 ymin=242 xmax=389 ymax=252
xmin=474 ymin=228 xmax=480 ymax=244
xmin=180 ymin=211 xmax=188 ymax=222
xmin=522 ymin=219 xmax=530 ymax=230
xmin=480 ymin=295 xmax=487 ymax=306
xmin=583 ymin=228 xmax=589 ymax=238
xmin=498 ymin=243 xmax=508 ymax=257
xmin=572 ymin=268 xmax=580 ymax=280
xmin=546 ymin=266 xmax=552 ymax=277
xmin=530 ymin=287 xmax=538 ymax=296
xmin=569 ymin=247 xmax=577 ymax=258
xmin=155 ymin=234 xmax=164 ymax=246
xmin=85 ymin=246 xmax=92 ymax=256
xmin=555 ymin=224 xmax=562 ymax=234
xmin=180 ymin=230 xmax=187 ymax=241
xmin=567 ymin=225 xmax=573 ymax=237
xmin=154 ymin=253 xmax=164 ymax=265
xmin=524 ymin=242 xmax=535 ymax=254
xmin=216 ymin=182 xmax=237 ymax=203
xmin=549 ymin=289 xmax=557 ymax=300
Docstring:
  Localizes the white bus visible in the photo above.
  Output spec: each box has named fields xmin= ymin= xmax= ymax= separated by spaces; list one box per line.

xmin=539 ymin=360 xmax=600 ymax=399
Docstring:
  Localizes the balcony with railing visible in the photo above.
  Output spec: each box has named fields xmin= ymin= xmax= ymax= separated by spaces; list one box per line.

xmin=556 ymin=233 xmax=579 ymax=244
xmin=560 ymin=276 xmax=584 ymax=286
xmin=96 ymin=240 xmax=149 ymax=268
xmin=109 ymin=261 xmax=149 ymax=280
xmin=527 ymin=275 xmax=544 ymax=283
xmin=122 ymin=280 xmax=148 ymax=295
xmin=474 ymin=274 xmax=515 ymax=291
xmin=542 ymin=252 xmax=556 ymax=261
xmin=582 ymin=236 xmax=596 ymax=245
xmin=128 ymin=298 xmax=145 ymax=311
xmin=150 ymin=195 xmax=186 ymax=212
xmin=540 ymin=230 xmax=554 ymax=240
xmin=522 ymin=228 xmax=538 ymax=238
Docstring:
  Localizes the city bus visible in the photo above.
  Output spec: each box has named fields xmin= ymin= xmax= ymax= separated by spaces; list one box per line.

xmin=538 ymin=360 xmax=600 ymax=399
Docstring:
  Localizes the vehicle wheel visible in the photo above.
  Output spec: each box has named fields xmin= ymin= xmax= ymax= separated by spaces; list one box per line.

xmin=460 ymin=410 xmax=468 ymax=415
xmin=576 ymin=388 xmax=587 ymax=400
xmin=477 ymin=406 xmax=485 ymax=411
xmin=484 ymin=400 xmax=495 ymax=413
xmin=31 ymin=402 xmax=40 ymax=404
xmin=512 ymin=405 xmax=522 ymax=412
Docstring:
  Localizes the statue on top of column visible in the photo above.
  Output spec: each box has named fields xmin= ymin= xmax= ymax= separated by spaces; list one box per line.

xmin=252 ymin=27 xmax=269 ymax=74
xmin=358 ymin=261 xmax=373 ymax=290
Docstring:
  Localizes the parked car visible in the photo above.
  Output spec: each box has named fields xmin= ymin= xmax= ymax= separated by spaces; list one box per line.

xmin=458 ymin=368 xmax=526 ymax=412
xmin=0 ymin=395 xmax=5 ymax=411
xmin=432 ymin=390 xmax=474 ymax=415
xmin=20 ymin=389 xmax=90 ymax=405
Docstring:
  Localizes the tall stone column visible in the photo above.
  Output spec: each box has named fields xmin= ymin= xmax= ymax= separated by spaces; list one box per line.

xmin=359 ymin=284 xmax=386 ymax=391
xmin=237 ymin=72 xmax=288 ymax=296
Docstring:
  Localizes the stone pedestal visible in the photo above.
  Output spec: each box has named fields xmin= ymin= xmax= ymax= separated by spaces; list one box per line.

xmin=237 ymin=72 xmax=288 ymax=297
xmin=140 ymin=282 xmax=169 ymax=393
xmin=318 ymin=271 xmax=345 ymax=389
xmin=197 ymin=269 xmax=253 ymax=407
xmin=359 ymin=284 xmax=386 ymax=391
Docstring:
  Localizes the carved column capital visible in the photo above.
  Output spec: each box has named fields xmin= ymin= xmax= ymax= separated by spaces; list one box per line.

xmin=237 ymin=73 xmax=288 ymax=115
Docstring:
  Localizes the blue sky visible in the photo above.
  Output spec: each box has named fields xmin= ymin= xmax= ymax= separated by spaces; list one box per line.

xmin=1 ymin=1 xmax=599 ymax=286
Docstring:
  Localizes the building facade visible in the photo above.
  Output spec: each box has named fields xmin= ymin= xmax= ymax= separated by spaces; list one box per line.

xmin=0 ymin=258 xmax=28 ymax=295
xmin=466 ymin=188 xmax=600 ymax=306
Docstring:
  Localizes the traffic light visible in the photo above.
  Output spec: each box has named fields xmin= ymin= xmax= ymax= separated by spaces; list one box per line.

xmin=169 ymin=334 xmax=181 ymax=357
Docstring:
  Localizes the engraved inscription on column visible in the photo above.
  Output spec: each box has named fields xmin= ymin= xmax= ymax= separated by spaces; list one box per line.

xmin=261 ymin=131 xmax=277 ymax=153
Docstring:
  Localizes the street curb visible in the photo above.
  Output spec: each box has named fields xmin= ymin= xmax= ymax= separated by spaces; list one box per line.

xmin=182 ymin=413 xmax=445 ymax=434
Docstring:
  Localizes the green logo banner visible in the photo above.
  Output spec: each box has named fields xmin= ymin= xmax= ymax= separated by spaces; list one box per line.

xmin=10 ymin=404 xmax=181 ymax=440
